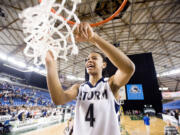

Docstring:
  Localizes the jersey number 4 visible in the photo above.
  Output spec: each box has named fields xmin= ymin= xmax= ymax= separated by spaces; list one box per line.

xmin=85 ymin=103 xmax=95 ymax=127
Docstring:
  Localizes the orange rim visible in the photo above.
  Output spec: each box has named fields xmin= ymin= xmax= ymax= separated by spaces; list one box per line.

xmin=39 ymin=0 xmax=128 ymax=27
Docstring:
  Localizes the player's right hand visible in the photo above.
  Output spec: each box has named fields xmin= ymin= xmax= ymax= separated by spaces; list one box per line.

xmin=45 ymin=50 xmax=55 ymax=65
xmin=74 ymin=22 xmax=95 ymax=43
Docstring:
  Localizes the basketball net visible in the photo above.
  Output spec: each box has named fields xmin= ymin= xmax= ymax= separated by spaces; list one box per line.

xmin=19 ymin=0 xmax=81 ymax=65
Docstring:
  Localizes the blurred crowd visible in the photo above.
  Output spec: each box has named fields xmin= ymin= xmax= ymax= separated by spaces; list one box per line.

xmin=0 ymin=105 xmax=59 ymax=121
xmin=0 ymin=81 xmax=52 ymax=106
xmin=164 ymin=109 xmax=180 ymax=122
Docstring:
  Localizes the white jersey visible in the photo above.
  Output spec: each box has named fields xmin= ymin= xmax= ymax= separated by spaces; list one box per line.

xmin=74 ymin=78 xmax=120 ymax=135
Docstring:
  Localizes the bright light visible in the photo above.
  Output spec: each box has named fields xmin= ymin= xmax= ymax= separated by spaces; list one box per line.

xmin=77 ymin=77 xmax=85 ymax=81
xmin=39 ymin=69 xmax=47 ymax=75
xmin=28 ymin=66 xmax=35 ymax=71
xmin=158 ymin=68 xmax=180 ymax=77
xmin=0 ymin=53 xmax=7 ymax=60
xmin=67 ymin=75 xmax=84 ymax=81
xmin=7 ymin=57 xmax=26 ymax=68
xmin=7 ymin=57 xmax=16 ymax=64
xmin=16 ymin=61 xmax=26 ymax=68
xmin=27 ymin=66 xmax=38 ymax=72
xmin=0 ymin=77 xmax=10 ymax=82
xmin=0 ymin=52 xmax=26 ymax=69
xmin=33 ymin=68 xmax=40 ymax=72
xmin=27 ymin=66 xmax=46 ymax=75
xmin=67 ymin=75 xmax=76 ymax=80
xmin=27 ymin=66 xmax=39 ymax=72
xmin=159 ymin=87 xmax=168 ymax=91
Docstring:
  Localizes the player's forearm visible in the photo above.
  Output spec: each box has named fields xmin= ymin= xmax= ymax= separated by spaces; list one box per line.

xmin=46 ymin=62 xmax=67 ymax=105
xmin=91 ymin=33 xmax=135 ymax=74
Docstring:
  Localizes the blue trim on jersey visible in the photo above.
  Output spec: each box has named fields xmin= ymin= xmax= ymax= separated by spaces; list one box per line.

xmin=86 ymin=78 xmax=105 ymax=88
xmin=114 ymin=101 xmax=120 ymax=113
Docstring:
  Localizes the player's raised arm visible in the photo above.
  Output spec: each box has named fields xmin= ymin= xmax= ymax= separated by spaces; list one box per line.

xmin=75 ymin=22 xmax=135 ymax=94
xmin=91 ymin=33 xmax=135 ymax=89
xmin=45 ymin=51 xmax=79 ymax=105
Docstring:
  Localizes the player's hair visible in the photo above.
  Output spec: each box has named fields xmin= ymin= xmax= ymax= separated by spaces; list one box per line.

xmin=93 ymin=52 xmax=106 ymax=63
xmin=96 ymin=52 xmax=108 ymax=77
xmin=85 ymin=51 xmax=106 ymax=63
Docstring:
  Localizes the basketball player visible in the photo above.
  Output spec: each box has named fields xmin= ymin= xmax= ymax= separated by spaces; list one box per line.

xmin=45 ymin=22 xmax=135 ymax=135
xmin=64 ymin=118 xmax=73 ymax=135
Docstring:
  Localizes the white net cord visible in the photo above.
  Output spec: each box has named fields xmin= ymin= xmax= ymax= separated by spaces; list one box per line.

xmin=19 ymin=0 xmax=81 ymax=65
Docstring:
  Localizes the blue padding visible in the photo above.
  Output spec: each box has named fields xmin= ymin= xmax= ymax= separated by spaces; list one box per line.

xmin=163 ymin=100 xmax=180 ymax=110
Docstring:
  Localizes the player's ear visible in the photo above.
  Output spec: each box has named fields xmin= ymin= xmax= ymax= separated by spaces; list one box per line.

xmin=103 ymin=62 xmax=107 ymax=69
